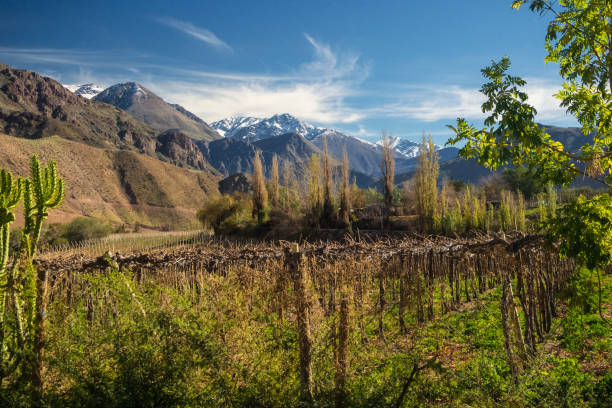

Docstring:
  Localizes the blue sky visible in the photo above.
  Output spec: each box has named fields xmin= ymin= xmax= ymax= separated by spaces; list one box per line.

xmin=0 ymin=0 xmax=577 ymax=144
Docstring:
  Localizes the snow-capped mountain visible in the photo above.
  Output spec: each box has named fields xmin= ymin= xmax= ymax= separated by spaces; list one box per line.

xmin=64 ymin=83 xmax=105 ymax=99
xmin=211 ymin=113 xmax=328 ymax=141
xmin=212 ymin=113 xmax=442 ymax=157
xmin=375 ymin=137 xmax=442 ymax=159
xmin=93 ymin=82 xmax=149 ymax=110
xmin=390 ymin=138 xmax=422 ymax=158
xmin=211 ymin=113 xmax=457 ymax=176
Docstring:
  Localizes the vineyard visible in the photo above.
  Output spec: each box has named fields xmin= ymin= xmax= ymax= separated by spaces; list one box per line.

xmin=3 ymin=2 xmax=612 ymax=405
xmin=7 ymin=233 xmax=606 ymax=407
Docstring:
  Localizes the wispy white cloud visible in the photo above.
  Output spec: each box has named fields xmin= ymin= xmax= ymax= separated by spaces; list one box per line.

xmin=367 ymin=79 xmax=571 ymax=123
xmin=0 ymin=47 xmax=103 ymax=66
xmin=149 ymin=79 xmax=363 ymax=124
xmin=154 ymin=17 xmax=232 ymax=53
xmin=146 ymin=34 xmax=367 ymax=123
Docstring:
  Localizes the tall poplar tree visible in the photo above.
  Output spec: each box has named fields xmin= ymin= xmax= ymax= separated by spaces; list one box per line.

xmin=252 ymin=150 xmax=268 ymax=223
xmin=414 ymin=134 xmax=439 ymax=232
xmin=270 ymin=154 xmax=279 ymax=207
xmin=380 ymin=131 xmax=395 ymax=228
xmin=339 ymin=148 xmax=351 ymax=228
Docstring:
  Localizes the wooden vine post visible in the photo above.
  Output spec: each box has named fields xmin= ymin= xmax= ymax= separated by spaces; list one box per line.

xmin=285 ymin=243 xmax=313 ymax=403
xmin=500 ymin=274 xmax=519 ymax=383
xmin=334 ymin=288 xmax=349 ymax=408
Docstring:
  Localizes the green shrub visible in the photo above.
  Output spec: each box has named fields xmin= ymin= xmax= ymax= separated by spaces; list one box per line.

xmin=593 ymin=372 xmax=612 ymax=408
xmin=61 ymin=217 xmax=113 ymax=243
xmin=563 ymin=268 xmax=599 ymax=314
xmin=44 ymin=269 xmax=228 ymax=408
xmin=520 ymin=357 xmax=595 ymax=408
xmin=198 ymin=194 xmax=255 ymax=235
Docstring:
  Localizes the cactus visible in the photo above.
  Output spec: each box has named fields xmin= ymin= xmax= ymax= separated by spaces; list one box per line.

xmin=0 ymin=169 xmax=23 ymax=372
xmin=0 ymin=169 xmax=22 ymax=273
xmin=24 ymin=155 xmax=64 ymax=256
xmin=24 ymin=156 xmax=64 ymax=397
xmin=0 ymin=155 xmax=64 ymax=398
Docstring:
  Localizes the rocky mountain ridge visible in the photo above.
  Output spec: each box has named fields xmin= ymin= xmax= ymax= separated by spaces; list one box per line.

xmin=92 ymin=82 xmax=221 ymax=141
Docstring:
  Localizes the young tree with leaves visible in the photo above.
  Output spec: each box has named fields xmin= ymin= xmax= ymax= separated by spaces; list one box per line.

xmin=447 ymin=0 xmax=612 ymax=317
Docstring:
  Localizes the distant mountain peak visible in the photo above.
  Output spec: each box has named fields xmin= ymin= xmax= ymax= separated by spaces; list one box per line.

xmin=63 ymin=83 xmax=105 ymax=99
xmin=93 ymin=83 xmax=220 ymax=141
xmin=94 ymin=82 xmax=151 ymax=110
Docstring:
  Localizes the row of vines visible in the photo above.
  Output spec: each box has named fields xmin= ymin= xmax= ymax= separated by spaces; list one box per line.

xmin=31 ymin=234 xmax=577 ymax=406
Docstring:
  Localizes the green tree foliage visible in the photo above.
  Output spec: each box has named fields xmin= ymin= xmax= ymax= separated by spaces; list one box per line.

xmin=281 ymin=161 xmax=298 ymax=212
xmin=448 ymin=0 xmax=612 ymax=271
xmin=306 ymin=153 xmax=322 ymax=229
xmin=502 ymin=165 xmax=544 ymax=199
xmin=499 ymin=190 xmax=512 ymax=232
xmin=545 ymin=182 xmax=557 ymax=220
xmin=462 ymin=186 xmax=473 ymax=231
xmin=516 ymin=191 xmax=527 ymax=231
xmin=321 ymin=136 xmax=335 ymax=226
xmin=537 ymin=192 xmax=547 ymax=224
xmin=551 ymin=194 xmax=612 ymax=270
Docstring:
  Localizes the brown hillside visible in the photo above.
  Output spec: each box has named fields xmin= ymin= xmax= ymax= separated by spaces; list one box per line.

xmin=0 ymin=62 xmax=218 ymax=173
xmin=0 ymin=62 xmax=158 ymax=152
xmin=0 ymin=134 xmax=220 ymax=228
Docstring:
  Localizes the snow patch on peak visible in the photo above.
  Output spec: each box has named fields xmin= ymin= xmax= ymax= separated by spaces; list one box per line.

xmin=388 ymin=138 xmax=442 ymax=159
xmin=63 ymin=83 xmax=105 ymax=99
xmin=211 ymin=113 xmax=327 ymax=142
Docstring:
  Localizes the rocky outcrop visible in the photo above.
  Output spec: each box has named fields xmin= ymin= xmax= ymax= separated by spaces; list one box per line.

xmin=156 ymin=130 xmax=209 ymax=170
xmin=218 ymin=173 xmax=253 ymax=195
